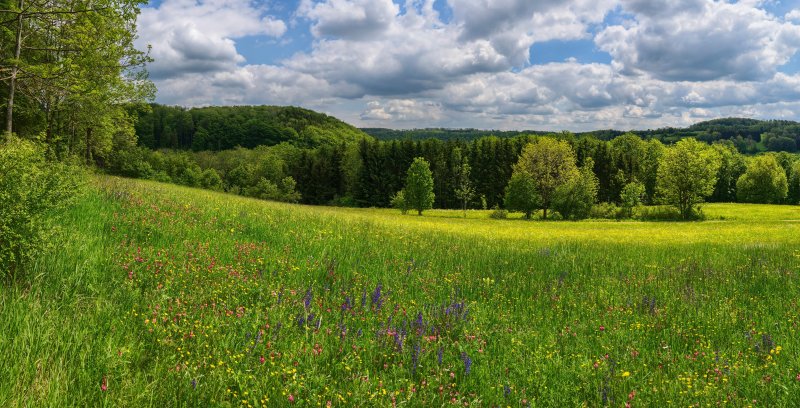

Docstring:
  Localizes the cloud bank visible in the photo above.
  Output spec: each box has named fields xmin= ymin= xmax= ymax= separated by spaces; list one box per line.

xmin=136 ymin=0 xmax=800 ymax=131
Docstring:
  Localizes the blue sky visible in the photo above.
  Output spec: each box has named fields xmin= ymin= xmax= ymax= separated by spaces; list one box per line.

xmin=135 ymin=0 xmax=800 ymax=131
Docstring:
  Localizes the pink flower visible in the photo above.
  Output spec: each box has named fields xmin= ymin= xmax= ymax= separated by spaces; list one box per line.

xmin=288 ymin=394 xmax=295 ymax=403
xmin=260 ymin=355 xmax=265 ymax=364
xmin=599 ymin=325 xmax=605 ymax=331
xmin=101 ymin=376 xmax=108 ymax=392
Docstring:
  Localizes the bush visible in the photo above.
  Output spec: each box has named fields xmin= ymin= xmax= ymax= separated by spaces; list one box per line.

xmin=0 ymin=137 xmax=84 ymax=279
xmin=489 ymin=205 xmax=508 ymax=219
xmin=636 ymin=205 xmax=688 ymax=221
xmin=590 ymin=202 xmax=622 ymax=219
xmin=391 ymin=190 xmax=409 ymax=214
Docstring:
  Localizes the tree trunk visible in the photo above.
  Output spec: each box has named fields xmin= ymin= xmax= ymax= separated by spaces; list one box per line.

xmin=5 ymin=0 xmax=24 ymax=136
xmin=542 ymin=207 xmax=548 ymax=220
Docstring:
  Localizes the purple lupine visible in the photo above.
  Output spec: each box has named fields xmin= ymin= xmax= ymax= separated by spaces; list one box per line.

xmin=303 ymin=287 xmax=313 ymax=309
xmin=371 ymin=284 xmax=383 ymax=310
xmin=342 ymin=296 xmax=353 ymax=311
xmin=437 ymin=347 xmax=443 ymax=365
xmin=503 ymin=384 xmax=510 ymax=398
xmin=361 ymin=289 xmax=367 ymax=308
xmin=461 ymin=352 xmax=472 ymax=375
xmin=414 ymin=312 xmax=423 ymax=330
xmin=192 ymin=378 xmax=197 ymax=389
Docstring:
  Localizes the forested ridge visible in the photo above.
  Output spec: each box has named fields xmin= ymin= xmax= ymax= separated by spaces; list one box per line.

xmin=130 ymin=104 xmax=370 ymax=150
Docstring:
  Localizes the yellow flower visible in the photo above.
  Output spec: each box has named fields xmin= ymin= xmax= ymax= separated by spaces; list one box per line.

xmin=622 ymin=371 xmax=631 ymax=378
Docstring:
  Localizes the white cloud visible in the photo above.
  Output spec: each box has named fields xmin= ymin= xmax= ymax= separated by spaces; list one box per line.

xmin=137 ymin=0 xmax=286 ymax=78
xmin=596 ymin=0 xmax=800 ymax=81
xmin=139 ymin=0 xmax=800 ymax=131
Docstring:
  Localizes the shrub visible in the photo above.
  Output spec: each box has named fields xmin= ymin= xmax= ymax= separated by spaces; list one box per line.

xmin=0 ymin=137 xmax=84 ymax=279
xmin=391 ymin=190 xmax=409 ymax=214
xmin=620 ymin=181 xmax=646 ymax=218
xmin=489 ymin=205 xmax=508 ymax=219
xmin=590 ymin=202 xmax=622 ymax=219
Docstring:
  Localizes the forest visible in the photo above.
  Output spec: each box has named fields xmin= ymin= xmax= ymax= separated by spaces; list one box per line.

xmin=106 ymin=109 xmax=800 ymax=216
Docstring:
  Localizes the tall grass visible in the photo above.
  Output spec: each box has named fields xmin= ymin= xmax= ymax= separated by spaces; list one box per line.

xmin=2 ymin=176 xmax=800 ymax=406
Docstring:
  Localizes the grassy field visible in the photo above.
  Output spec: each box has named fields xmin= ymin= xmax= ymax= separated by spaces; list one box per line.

xmin=3 ymin=176 xmax=800 ymax=407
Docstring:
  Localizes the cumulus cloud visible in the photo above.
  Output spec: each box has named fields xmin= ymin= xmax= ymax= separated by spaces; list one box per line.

xmin=596 ymin=0 xmax=800 ymax=81
xmin=137 ymin=0 xmax=286 ymax=79
xmin=138 ymin=0 xmax=800 ymax=131
xmin=298 ymin=0 xmax=399 ymax=40
xmin=360 ymin=99 xmax=443 ymax=122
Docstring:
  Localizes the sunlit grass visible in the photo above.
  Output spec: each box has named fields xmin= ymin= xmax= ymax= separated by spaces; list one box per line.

xmin=2 ymin=176 xmax=800 ymax=407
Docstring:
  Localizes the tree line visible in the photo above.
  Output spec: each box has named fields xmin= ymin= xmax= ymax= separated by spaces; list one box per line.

xmin=105 ymin=131 xmax=800 ymax=219
xmin=363 ymin=117 xmax=800 ymax=153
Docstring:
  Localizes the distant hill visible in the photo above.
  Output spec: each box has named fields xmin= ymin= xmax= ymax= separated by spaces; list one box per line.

xmin=362 ymin=118 xmax=800 ymax=153
xmin=132 ymin=104 xmax=371 ymax=151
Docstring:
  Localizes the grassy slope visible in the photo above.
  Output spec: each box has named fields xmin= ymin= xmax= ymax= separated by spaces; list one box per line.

xmin=2 ymin=177 xmax=800 ymax=407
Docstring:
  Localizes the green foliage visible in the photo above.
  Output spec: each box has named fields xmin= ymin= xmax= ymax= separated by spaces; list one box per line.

xmin=590 ymin=202 xmax=622 ymax=219
xmin=504 ymin=172 xmax=540 ymax=219
xmin=0 ymin=138 xmax=83 ymax=279
xmin=736 ymin=155 xmax=789 ymax=204
xmin=711 ymin=141 xmax=747 ymax=202
xmin=200 ymin=168 xmax=223 ymax=191
xmin=553 ymin=158 xmax=599 ymax=220
xmin=132 ymin=105 xmax=370 ymax=150
xmin=452 ymin=148 xmax=475 ymax=216
xmin=657 ymin=138 xmax=721 ymax=219
xmin=488 ymin=205 xmax=508 ymax=219
xmin=513 ymin=138 xmax=578 ymax=219
xmin=620 ymin=181 xmax=646 ymax=218
xmin=789 ymin=161 xmax=800 ymax=205
xmin=404 ymin=157 xmax=435 ymax=215
xmin=390 ymin=190 xmax=409 ymax=214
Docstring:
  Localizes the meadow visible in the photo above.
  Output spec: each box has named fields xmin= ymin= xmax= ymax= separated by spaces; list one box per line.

xmin=2 ymin=176 xmax=800 ymax=407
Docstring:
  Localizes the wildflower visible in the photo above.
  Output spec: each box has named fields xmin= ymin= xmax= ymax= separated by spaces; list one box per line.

xmin=504 ymin=384 xmax=511 ymax=398
xmin=288 ymin=394 xmax=295 ymax=403
xmin=437 ymin=347 xmax=443 ymax=365
xmin=101 ymin=376 xmax=108 ymax=392
xmin=599 ymin=325 xmax=605 ymax=332
xmin=303 ymin=287 xmax=313 ymax=310
xmin=461 ymin=352 xmax=472 ymax=376
xmin=621 ymin=371 xmax=630 ymax=378
xmin=191 ymin=378 xmax=197 ymax=389
xmin=371 ymin=284 xmax=383 ymax=310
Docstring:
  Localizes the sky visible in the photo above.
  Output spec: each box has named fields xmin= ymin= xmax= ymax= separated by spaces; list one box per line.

xmin=135 ymin=0 xmax=800 ymax=131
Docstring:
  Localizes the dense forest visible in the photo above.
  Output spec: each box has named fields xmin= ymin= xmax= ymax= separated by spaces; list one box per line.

xmin=364 ymin=118 xmax=800 ymax=153
xmin=130 ymin=104 xmax=369 ymax=150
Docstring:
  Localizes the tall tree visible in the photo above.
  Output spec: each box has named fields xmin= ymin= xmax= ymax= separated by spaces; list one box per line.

xmin=452 ymin=147 xmax=474 ymax=216
xmin=512 ymin=138 xmax=578 ymax=219
xmin=404 ymin=157 xmax=435 ymax=215
xmin=656 ymin=138 xmax=720 ymax=219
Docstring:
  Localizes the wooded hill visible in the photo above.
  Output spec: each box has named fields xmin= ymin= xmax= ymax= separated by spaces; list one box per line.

xmin=364 ymin=118 xmax=800 ymax=153
xmin=131 ymin=104 xmax=371 ymax=151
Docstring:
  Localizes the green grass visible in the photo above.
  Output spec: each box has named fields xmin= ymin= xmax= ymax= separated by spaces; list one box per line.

xmin=3 ymin=176 xmax=800 ymax=407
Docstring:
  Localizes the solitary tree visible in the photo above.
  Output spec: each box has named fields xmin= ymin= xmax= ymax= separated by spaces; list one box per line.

xmin=656 ymin=138 xmax=720 ymax=219
xmin=504 ymin=172 xmax=540 ymax=219
xmin=452 ymin=149 xmax=474 ymax=217
xmin=512 ymin=138 xmax=578 ymax=219
xmin=404 ymin=157 xmax=435 ymax=215
xmin=736 ymin=155 xmax=788 ymax=204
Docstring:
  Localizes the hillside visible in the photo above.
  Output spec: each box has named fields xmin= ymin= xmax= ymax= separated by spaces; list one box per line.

xmin=4 ymin=176 xmax=800 ymax=406
xmin=131 ymin=104 xmax=372 ymax=151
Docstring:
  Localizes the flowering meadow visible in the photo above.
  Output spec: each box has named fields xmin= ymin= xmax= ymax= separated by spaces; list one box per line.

xmin=3 ymin=176 xmax=800 ymax=407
